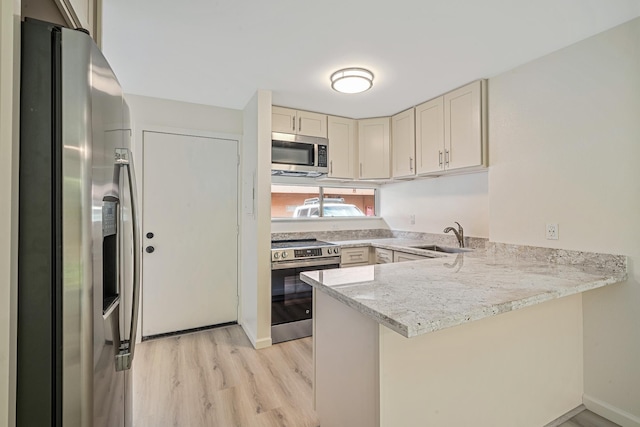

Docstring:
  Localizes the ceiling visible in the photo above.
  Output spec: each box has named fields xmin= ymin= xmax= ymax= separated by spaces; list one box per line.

xmin=102 ymin=0 xmax=640 ymax=119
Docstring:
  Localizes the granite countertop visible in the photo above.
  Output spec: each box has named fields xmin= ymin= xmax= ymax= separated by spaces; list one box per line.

xmin=301 ymin=241 xmax=627 ymax=338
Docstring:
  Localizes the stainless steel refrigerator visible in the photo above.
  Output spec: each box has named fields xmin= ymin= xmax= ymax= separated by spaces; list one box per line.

xmin=17 ymin=19 xmax=141 ymax=427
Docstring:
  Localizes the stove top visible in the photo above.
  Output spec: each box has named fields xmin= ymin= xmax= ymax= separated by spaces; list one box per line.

xmin=271 ymin=239 xmax=340 ymax=262
xmin=271 ymin=239 xmax=334 ymax=250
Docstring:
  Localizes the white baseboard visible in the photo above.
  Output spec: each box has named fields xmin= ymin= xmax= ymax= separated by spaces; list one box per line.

xmin=239 ymin=322 xmax=272 ymax=349
xmin=583 ymin=394 xmax=640 ymax=427
xmin=544 ymin=405 xmax=586 ymax=427
xmin=254 ymin=336 xmax=272 ymax=349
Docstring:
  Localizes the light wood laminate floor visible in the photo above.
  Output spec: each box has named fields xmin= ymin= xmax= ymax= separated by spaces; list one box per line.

xmin=133 ymin=325 xmax=620 ymax=427
xmin=133 ymin=325 xmax=319 ymax=427
xmin=558 ymin=410 xmax=620 ymax=427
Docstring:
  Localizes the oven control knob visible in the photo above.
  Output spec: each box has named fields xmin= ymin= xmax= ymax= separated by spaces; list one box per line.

xmin=281 ymin=252 xmax=288 ymax=259
xmin=274 ymin=252 xmax=279 ymax=259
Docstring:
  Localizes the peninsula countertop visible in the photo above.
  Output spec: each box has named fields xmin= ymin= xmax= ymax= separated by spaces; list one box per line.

xmin=301 ymin=242 xmax=627 ymax=338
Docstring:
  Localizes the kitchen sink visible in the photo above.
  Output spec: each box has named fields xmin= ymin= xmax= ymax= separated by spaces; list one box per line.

xmin=410 ymin=245 xmax=472 ymax=254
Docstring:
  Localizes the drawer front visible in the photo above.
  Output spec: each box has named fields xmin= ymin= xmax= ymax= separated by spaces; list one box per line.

xmin=341 ymin=261 xmax=370 ymax=268
xmin=393 ymin=251 xmax=427 ymax=263
xmin=341 ymin=247 xmax=370 ymax=266
xmin=375 ymin=248 xmax=393 ymax=264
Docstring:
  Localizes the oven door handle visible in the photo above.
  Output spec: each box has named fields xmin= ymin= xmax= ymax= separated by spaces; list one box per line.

xmin=271 ymin=257 xmax=341 ymax=270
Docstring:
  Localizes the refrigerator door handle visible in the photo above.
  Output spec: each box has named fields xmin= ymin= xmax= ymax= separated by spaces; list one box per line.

xmin=114 ymin=148 xmax=141 ymax=372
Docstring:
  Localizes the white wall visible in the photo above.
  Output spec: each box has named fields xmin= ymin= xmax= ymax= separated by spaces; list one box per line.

xmin=125 ymin=94 xmax=243 ymax=135
xmin=0 ymin=1 xmax=19 ymax=426
xmin=380 ymin=172 xmax=489 ymax=238
xmin=488 ymin=18 xmax=640 ymax=425
xmin=240 ymin=90 xmax=272 ymax=349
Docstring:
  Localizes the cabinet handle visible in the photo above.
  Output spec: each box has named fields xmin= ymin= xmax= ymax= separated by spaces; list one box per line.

xmin=439 ymin=151 xmax=443 ymax=167
xmin=445 ymin=149 xmax=450 ymax=167
xmin=330 ymin=160 xmax=333 ymax=174
xmin=292 ymin=117 xmax=295 ymax=131
xmin=409 ymin=157 xmax=413 ymax=171
xmin=299 ymin=117 xmax=302 ymax=132
xmin=359 ymin=163 xmax=363 ymax=177
xmin=350 ymin=253 xmax=363 ymax=259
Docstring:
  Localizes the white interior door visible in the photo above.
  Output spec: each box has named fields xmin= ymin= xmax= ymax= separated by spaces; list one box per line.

xmin=142 ymin=131 xmax=238 ymax=337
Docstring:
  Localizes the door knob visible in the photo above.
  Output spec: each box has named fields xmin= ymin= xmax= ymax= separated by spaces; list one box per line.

xmin=146 ymin=232 xmax=154 ymax=239
xmin=145 ymin=246 xmax=155 ymax=253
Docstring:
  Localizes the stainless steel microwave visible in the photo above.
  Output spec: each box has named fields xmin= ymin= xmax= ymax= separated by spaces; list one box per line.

xmin=271 ymin=132 xmax=328 ymax=176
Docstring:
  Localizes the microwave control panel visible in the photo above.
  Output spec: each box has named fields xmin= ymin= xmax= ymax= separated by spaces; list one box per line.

xmin=317 ymin=145 xmax=328 ymax=167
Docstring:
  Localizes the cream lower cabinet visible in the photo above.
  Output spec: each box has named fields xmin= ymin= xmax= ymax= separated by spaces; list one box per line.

xmin=416 ymin=80 xmax=487 ymax=175
xmin=314 ymin=290 xmax=584 ymax=427
xmin=358 ymin=117 xmax=391 ymax=179
xmin=391 ymin=108 xmax=416 ymax=178
xmin=327 ymin=116 xmax=358 ymax=179
xmin=341 ymin=247 xmax=371 ymax=267
xmin=272 ymin=106 xmax=327 ymax=138
xmin=393 ymin=251 xmax=428 ymax=263
xmin=374 ymin=248 xmax=393 ymax=264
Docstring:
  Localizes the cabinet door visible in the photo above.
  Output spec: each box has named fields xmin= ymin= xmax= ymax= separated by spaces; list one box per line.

xmin=393 ymin=251 xmax=428 ymax=263
xmin=415 ymin=96 xmax=444 ymax=175
xmin=341 ymin=247 xmax=370 ymax=266
xmin=298 ymin=110 xmax=327 ymax=138
xmin=272 ymin=106 xmax=296 ymax=133
xmin=444 ymin=80 xmax=483 ymax=170
xmin=328 ymin=116 xmax=357 ymax=179
xmin=358 ymin=117 xmax=391 ymax=179
xmin=391 ymin=108 xmax=416 ymax=178
xmin=374 ymin=248 xmax=393 ymax=264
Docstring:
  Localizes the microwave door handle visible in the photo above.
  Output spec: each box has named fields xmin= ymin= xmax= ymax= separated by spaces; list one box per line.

xmin=114 ymin=148 xmax=141 ymax=372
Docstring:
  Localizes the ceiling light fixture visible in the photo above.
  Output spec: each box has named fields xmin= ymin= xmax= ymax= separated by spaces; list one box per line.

xmin=330 ymin=68 xmax=374 ymax=94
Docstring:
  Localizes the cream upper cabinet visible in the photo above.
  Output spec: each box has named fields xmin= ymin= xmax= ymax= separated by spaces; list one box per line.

xmin=416 ymin=80 xmax=487 ymax=175
xmin=272 ymin=106 xmax=297 ymax=133
xmin=444 ymin=80 xmax=485 ymax=170
xmin=391 ymin=108 xmax=416 ymax=178
xmin=327 ymin=116 xmax=358 ymax=179
xmin=415 ymin=96 xmax=445 ymax=174
xmin=358 ymin=117 xmax=391 ymax=179
xmin=272 ymin=106 xmax=327 ymax=138
xmin=22 ymin=0 xmax=99 ymax=42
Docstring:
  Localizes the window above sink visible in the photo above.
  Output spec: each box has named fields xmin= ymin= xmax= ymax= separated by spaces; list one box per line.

xmin=271 ymin=184 xmax=378 ymax=219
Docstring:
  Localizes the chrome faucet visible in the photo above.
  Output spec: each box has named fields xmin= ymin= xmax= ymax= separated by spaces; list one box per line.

xmin=443 ymin=222 xmax=464 ymax=248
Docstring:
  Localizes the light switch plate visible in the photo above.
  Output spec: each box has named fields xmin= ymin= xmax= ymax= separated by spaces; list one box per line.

xmin=546 ymin=223 xmax=559 ymax=240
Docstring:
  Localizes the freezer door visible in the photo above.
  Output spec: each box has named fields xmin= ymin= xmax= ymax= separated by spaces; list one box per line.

xmin=61 ymin=28 xmax=133 ymax=427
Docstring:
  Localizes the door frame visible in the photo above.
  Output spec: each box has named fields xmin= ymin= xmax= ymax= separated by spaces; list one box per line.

xmin=132 ymin=124 xmax=242 ymax=342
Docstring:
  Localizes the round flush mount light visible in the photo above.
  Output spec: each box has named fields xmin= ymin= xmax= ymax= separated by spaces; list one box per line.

xmin=330 ymin=68 xmax=374 ymax=94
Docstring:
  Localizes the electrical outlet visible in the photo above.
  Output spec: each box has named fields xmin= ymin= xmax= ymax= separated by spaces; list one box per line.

xmin=546 ymin=223 xmax=559 ymax=240
xmin=410 ymin=214 xmax=415 ymax=225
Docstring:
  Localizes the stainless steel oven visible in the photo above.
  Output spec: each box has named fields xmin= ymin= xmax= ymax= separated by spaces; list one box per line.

xmin=271 ymin=239 xmax=340 ymax=344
